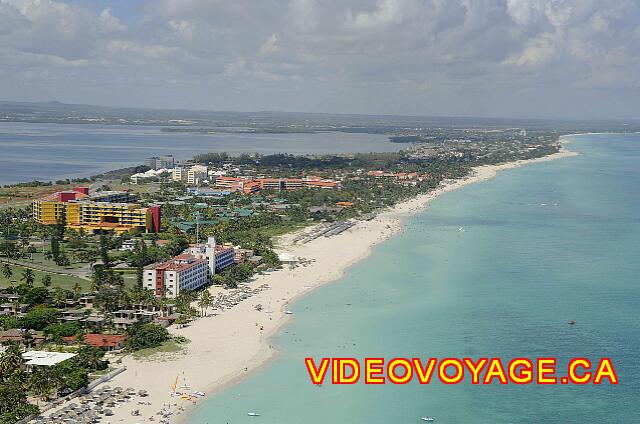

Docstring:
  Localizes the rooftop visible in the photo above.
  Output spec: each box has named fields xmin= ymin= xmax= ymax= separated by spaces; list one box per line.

xmin=22 ymin=350 xmax=77 ymax=366
xmin=83 ymin=333 xmax=127 ymax=348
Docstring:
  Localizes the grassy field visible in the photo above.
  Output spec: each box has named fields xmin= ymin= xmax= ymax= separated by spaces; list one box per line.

xmin=260 ymin=222 xmax=311 ymax=238
xmin=0 ymin=179 xmax=158 ymax=209
xmin=0 ymin=262 xmax=91 ymax=291
xmin=0 ymin=183 xmax=79 ymax=209
xmin=26 ymin=251 xmax=87 ymax=270
xmin=132 ymin=338 xmax=188 ymax=360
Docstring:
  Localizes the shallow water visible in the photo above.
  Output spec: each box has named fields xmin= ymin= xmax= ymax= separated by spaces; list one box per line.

xmin=189 ymin=133 xmax=640 ymax=424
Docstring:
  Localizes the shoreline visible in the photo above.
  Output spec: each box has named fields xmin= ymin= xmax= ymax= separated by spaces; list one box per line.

xmin=40 ymin=147 xmax=579 ymax=424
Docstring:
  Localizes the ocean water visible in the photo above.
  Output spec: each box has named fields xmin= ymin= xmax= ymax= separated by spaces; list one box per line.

xmin=189 ymin=133 xmax=640 ymax=424
xmin=0 ymin=123 xmax=395 ymax=185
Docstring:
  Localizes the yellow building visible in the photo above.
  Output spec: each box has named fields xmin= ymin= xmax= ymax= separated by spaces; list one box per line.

xmin=33 ymin=189 xmax=161 ymax=234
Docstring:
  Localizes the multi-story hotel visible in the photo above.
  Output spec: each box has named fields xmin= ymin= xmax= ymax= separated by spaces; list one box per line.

xmin=188 ymin=236 xmax=236 ymax=275
xmin=144 ymin=155 xmax=175 ymax=170
xmin=213 ymin=175 xmax=339 ymax=194
xmin=144 ymin=254 xmax=209 ymax=298
xmin=33 ymin=188 xmax=161 ymax=234
xmin=187 ymin=165 xmax=208 ymax=185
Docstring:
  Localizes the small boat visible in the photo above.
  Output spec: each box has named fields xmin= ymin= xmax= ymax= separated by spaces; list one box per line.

xmin=458 ymin=227 xmax=465 ymax=232
xmin=284 ymin=310 xmax=293 ymax=315
xmin=247 ymin=412 xmax=260 ymax=417
xmin=568 ymin=320 xmax=576 ymax=325
xmin=194 ymin=391 xmax=205 ymax=396
xmin=421 ymin=417 xmax=435 ymax=422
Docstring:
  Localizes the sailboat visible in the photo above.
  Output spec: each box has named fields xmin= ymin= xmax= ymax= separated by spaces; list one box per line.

xmin=247 ymin=412 xmax=260 ymax=417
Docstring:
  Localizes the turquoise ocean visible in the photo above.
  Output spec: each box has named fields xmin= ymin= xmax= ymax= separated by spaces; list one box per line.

xmin=189 ymin=134 xmax=640 ymax=424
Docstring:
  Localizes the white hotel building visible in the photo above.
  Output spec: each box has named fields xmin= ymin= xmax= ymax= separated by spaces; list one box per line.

xmin=144 ymin=254 xmax=209 ymax=298
xmin=188 ymin=236 xmax=236 ymax=275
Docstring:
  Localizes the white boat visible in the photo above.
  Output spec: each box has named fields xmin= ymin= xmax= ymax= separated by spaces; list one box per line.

xmin=193 ymin=391 xmax=205 ymax=396
xmin=284 ymin=310 xmax=293 ymax=315
xmin=247 ymin=412 xmax=260 ymax=417
xmin=421 ymin=417 xmax=435 ymax=422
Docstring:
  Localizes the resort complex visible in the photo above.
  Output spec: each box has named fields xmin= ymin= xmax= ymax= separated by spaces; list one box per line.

xmin=33 ymin=188 xmax=161 ymax=234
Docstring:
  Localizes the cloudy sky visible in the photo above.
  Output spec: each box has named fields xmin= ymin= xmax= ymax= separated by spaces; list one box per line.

xmin=1 ymin=0 xmax=640 ymax=119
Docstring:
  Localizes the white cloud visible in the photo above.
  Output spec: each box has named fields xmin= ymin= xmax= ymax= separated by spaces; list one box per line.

xmin=0 ymin=0 xmax=638 ymax=118
xmin=259 ymin=33 xmax=280 ymax=56
xmin=503 ymin=32 xmax=557 ymax=66
xmin=99 ymin=7 xmax=126 ymax=33
xmin=346 ymin=0 xmax=403 ymax=30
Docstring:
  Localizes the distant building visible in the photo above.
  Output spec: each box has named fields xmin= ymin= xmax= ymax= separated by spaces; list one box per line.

xmin=22 ymin=351 xmax=76 ymax=368
xmin=145 ymin=155 xmax=175 ymax=170
xmin=187 ymin=165 xmax=208 ymax=185
xmin=172 ymin=166 xmax=186 ymax=182
xmin=130 ymin=168 xmax=171 ymax=184
xmin=0 ymin=329 xmax=45 ymax=345
xmin=144 ymin=253 xmax=209 ymax=298
xmin=213 ymin=176 xmax=339 ymax=194
xmin=187 ymin=187 xmax=232 ymax=197
xmin=82 ymin=334 xmax=127 ymax=351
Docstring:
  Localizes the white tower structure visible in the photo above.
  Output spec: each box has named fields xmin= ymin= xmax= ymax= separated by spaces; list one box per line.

xmin=205 ymin=236 xmax=217 ymax=276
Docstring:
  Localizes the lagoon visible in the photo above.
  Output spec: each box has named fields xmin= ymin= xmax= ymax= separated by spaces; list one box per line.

xmin=0 ymin=122 xmax=396 ymax=185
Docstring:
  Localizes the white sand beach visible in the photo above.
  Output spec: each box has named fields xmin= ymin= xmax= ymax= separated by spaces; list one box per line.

xmin=42 ymin=147 xmax=578 ymax=423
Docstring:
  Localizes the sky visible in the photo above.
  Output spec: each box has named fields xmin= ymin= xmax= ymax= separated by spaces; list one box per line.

xmin=1 ymin=0 xmax=640 ymax=120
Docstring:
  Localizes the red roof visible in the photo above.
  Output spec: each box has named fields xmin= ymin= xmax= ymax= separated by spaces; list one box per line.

xmin=173 ymin=253 xmax=194 ymax=260
xmin=84 ymin=334 xmax=127 ymax=348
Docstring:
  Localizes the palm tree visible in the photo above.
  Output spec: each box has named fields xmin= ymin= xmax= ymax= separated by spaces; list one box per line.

xmin=29 ymin=366 xmax=58 ymax=403
xmin=12 ymin=299 xmax=21 ymax=315
xmin=22 ymin=330 xmax=34 ymax=349
xmin=0 ymin=342 xmax=24 ymax=378
xmin=198 ymin=290 xmax=213 ymax=317
xmin=72 ymin=282 xmax=82 ymax=300
xmin=52 ymin=287 xmax=67 ymax=307
xmin=41 ymin=274 xmax=52 ymax=288
xmin=21 ymin=267 xmax=35 ymax=287
xmin=1 ymin=262 xmax=12 ymax=280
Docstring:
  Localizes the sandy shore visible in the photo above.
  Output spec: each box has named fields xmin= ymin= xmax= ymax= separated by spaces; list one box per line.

xmin=42 ymin=147 xmax=578 ymax=423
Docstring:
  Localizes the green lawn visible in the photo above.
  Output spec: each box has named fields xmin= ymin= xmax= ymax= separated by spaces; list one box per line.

xmin=0 ymin=263 xmax=91 ymax=291
xmin=261 ymin=222 xmax=311 ymax=239
xmin=132 ymin=338 xmax=188 ymax=361
xmin=26 ymin=251 xmax=87 ymax=270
